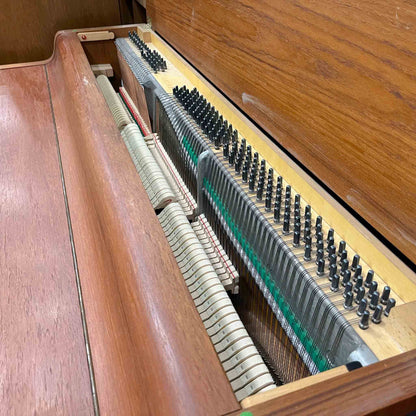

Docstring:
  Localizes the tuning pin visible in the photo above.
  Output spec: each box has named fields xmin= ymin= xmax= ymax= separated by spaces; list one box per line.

xmin=384 ymin=298 xmax=396 ymax=317
xmin=258 ymin=169 xmax=265 ymax=184
xmin=305 ymin=205 xmax=311 ymax=220
xmin=359 ymin=311 xmax=370 ymax=330
xmin=338 ymin=241 xmax=346 ymax=256
xmin=304 ymin=244 xmax=312 ymax=261
xmin=340 ymin=258 xmax=349 ymax=276
xmin=317 ymin=258 xmax=325 ymax=276
xmin=229 ymin=149 xmax=235 ymax=166
xmin=246 ymin=145 xmax=252 ymax=162
xmin=364 ymin=270 xmax=374 ymax=288
xmin=266 ymin=181 xmax=273 ymax=195
xmin=344 ymin=292 xmax=354 ymax=310
xmin=329 ymin=254 xmax=337 ymax=266
xmin=303 ymin=227 xmax=311 ymax=242
xmin=233 ymin=129 xmax=239 ymax=142
xmin=316 ymin=231 xmax=323 ymax=243
xmin=328 ymin=263 xmax=337 ymax=280
xmin=344 ymin=282 xmax=353 ymax=298
xmin=284 ymin=201 xmax=291 ymax=221
xmin=328 ymin=245 xmax=336 ymax=257
xmin=354 ymin=276 xmax=363 ymax=293
xmin=214 ymin=134 xmax=221 ymax=149
xmin=355 ymin=286 xmax=365 ymax=304
xmin=331 ymin=275 xmax=340 ymax=292
xmin=305 ymin=235 xmax=312 ymax=247
xmin=283 ymin=218 xmax=290 ymax=234
xmin=242 ymin=166 xmax=248 ymax=183
xmin=285 ymin=185 xmax=291 ymax=199
xmin=316 ymin=240 xmax=324 ymax=252
xmin=223 ymin=142 xmax=229 ymax=158
xmin=357 ymin=299 xmax=367 ymax=316
xmin=342 ymin=270 xmax=351 ymax=287
xmin=380 ymin=286 xmax=391 ymax=305
xmin=353 ymin=265 xmax=362 ymax=282
xmin=273 ymin=198 xmax=281 ymax=223
xmin=248 ymin=173 xmax=255 ymax=192
xmin=265 ymin=192 xmax=272 ymax=212
xmin=235 ymin=157 xmax=242 ymax=174
xmin=315 ymin=216 xmax=322 ymax=234
xmin=351 ymin=254 xmax=360 ymax=271
xmin=293 ymin=231 xmax=300 ymax=247
xmin=339 ymin=250 xmax=348 ymax=264
xmin=316 ymin=249 xmax=324 ymax=264
xmin=372 ymin=305 xmax=383 ymax=324
xmin=256 ymin=184 xmax=264 ymax=201
xmin=368 ymin=281 xmax=378 ymax=299
xmin=369 ymin=291 xmax=379 ymax=310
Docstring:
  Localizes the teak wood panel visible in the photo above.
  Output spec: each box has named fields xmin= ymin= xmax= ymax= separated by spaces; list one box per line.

xmin=232 ymin=350 xmax=416 ymax=416
xmin=0 ymin=0 xmax=121 ymax=64
xmin=0 ymin=66 xmax=94 ymax=414
xmin=46 ymin=31 xmax=239 ymax=415
xmin=148 ymin=0 xmax=416 ymax=265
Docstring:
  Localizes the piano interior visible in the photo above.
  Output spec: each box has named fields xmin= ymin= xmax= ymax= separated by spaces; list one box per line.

xmin=2 ymin=5 xmax=416 ymax=416
xmin=93 ymin=23 xmax=416 ymax=408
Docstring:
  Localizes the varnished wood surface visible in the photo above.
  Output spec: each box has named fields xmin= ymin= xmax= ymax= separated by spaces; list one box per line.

xmin=241 ymin=365 xmax=348 ymax=408
xmin=46 ymin=31 xmax=239 ymax=415
xmin=232 ymin=350 xmax=416 ymax=416
xmin=148 ymin=0 xmax=416 ymax=265
xmin=0 ymin=66 xmax=94 ymax=414
xmin=118 ymin=49 xmax=152 ymax=127
xmin=0 ymin=0 xmax=123 ymax=65
xmin=81 ymin=25 xmax=145 ymax=86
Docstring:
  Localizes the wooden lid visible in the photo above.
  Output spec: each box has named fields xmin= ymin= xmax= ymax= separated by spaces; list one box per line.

xmin=148 ymin=0 xmax=416 ymax=265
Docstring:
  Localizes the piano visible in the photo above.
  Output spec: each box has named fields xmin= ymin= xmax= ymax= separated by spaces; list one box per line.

xmin=1 ymin=1 xmax=416 ymax=415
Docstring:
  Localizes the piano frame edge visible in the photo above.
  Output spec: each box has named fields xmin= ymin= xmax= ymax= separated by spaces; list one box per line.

xmin=76 ymin=23 xmax=416 ymax=413
xmin=120 ymin=24 xmax=416 ymax=362
xmin=236 ymin=349 xmax=416 ymax=415
xmin=10 ymin=24 xmax=412 ymax=414
xmin=131 ymin=25 xmax=416 ymax=304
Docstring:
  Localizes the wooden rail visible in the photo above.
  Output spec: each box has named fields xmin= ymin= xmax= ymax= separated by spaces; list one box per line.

xmin=231 ymin=350 xmax=416 ymax=415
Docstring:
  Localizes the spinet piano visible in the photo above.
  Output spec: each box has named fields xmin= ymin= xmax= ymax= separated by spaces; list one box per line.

xmin=1 ymin=2 xmax=416 ymax=415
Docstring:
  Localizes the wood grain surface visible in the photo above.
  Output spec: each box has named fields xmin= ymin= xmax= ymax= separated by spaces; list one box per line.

xmin=0 ymin=0 xmax=121 ymax=64
xmin=0 ymin=66 xmax=94 ymax=415
xmin=118 ymin=49 xmax=152 ymax=127
xmin=240 ymin=365 xmax=348 ymax=408
xmin=81 ymin=25 xmax=145 ymax=86
xmin=148 ymin=0 xmax=416 ymax=265
xmin=46 ymin=31 xmax=239 ymax=415
xmin=232 ymin=350 xmax=416 ymax=416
